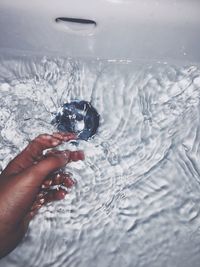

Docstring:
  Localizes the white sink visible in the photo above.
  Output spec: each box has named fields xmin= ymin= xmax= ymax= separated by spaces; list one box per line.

xmin=0 ymin=0 xmax=200 ymax=63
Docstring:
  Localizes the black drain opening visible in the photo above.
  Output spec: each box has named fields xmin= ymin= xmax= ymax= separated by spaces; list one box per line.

xmin=55 ymin=17 xmax=97 ymax=26
xmin=51 ymin=100 xmax=100 ymax=141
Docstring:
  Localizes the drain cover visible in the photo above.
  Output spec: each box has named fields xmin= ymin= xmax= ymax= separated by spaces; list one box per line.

xmin=52 ymin=100 xmax=100 ymax=141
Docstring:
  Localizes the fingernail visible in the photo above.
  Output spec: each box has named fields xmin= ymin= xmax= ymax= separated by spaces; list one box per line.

xmin=64 ymin=177 xmax=75 ymax=187
xmin=54 ymin=190 xmax=67 ymax=200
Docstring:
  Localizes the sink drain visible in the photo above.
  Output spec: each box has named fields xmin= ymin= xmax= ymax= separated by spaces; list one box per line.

xmin=52 ymin=100 xmax=100 ymax=141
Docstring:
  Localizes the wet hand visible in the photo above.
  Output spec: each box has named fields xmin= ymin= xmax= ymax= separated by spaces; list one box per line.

xmin=0 ymin=133 xmax=84 ymax=258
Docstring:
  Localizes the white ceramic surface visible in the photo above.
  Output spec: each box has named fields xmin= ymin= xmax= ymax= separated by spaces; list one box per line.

xmin=0 ymin=0 xmax=200 ymax=63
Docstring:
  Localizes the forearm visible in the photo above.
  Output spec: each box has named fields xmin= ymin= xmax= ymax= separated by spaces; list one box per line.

xmin=0 ymin=177 xmax=38 ymax=226
xmin=0 ymin=222 xmax=25 ymax=259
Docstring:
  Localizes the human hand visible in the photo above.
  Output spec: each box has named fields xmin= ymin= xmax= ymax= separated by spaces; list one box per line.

xmin=0 ymin=132 xmax=84 ymax=258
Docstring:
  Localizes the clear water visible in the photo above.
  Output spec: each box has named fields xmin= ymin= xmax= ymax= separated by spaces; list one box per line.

xmin=0 ymin=54 xmax=200 ymax=267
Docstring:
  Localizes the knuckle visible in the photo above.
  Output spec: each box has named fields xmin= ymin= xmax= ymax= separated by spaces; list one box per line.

xmin=31 ymin=134 xmax=50 ymax=146
xmin=36 ymin=134 xmax=50 ymax=141
xmin=36 ymin=134 xmax=50 ymax=139
xmin=29 ymin=139 xmax=40 ymax=148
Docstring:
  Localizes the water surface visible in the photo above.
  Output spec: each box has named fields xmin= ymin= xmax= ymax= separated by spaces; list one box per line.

xmin=0 ymin=54 xmax=200 ymax=267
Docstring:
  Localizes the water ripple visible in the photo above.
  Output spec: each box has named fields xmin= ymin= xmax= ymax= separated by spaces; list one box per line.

xmin=0 ymin=54 xmax=200 ymax=267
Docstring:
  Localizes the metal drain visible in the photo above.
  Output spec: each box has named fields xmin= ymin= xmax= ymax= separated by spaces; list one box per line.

xmin=52 ymin=100 xmax=100 ymax=141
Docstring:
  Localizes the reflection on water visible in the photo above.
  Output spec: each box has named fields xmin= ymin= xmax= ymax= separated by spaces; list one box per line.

xmin=0 ymin=54 xmax=200 ymax=267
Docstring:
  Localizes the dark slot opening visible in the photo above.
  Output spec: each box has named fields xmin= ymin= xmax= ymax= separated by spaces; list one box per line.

xmin=55 ymin=17 xmax=97 ymax=26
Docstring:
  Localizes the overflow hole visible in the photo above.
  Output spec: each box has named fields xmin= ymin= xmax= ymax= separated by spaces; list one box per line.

xmin=55 ymin=17 xmax=97 ymax=27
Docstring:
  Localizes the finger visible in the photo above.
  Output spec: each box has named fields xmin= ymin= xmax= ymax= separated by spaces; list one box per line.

xmin=17 ymin=150 xmax=84 ymax=189
xmin=20 ymin=152 xmax=71 ymax=187
xmin=1 ymin=134 xmax=62 ymax=176
xmin=69 ymin=151 xmax=85 ymax=162
xmin=32 ymin=186 xmax=68 ymax=210
xmin=45 ymin=189 xmax=67 ymax=202
xmin=52 ymin=172 xmax=75 ymax=187
xmin=41 ymin=172 xmax=75 ymax=189
xmin=41 ymin=178 xmax=53 ymax=189
xmin=2 ymin=133 xmax=76 ymax=176
xmin=44 ymin=150 xmax=84 ymax=163
xmin=32 ymin=188 xmax=67 ymax=208
xmin=62 ymin=176 xmax=76 ymax=187
xmin=52 ymin=132 xmax=77 ymax=141
xmin=42 ymin=149 xmax=67 ymax=159
xmin=25 ymin=189 xmax=67 ymax=224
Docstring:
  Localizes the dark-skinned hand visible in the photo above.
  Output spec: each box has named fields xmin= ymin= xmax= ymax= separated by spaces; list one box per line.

xmin=0 ymin=132 xmax=84 ymax=258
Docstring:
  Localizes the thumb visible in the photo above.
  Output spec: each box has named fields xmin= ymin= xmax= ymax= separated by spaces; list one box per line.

xmin=32 ymin=151 xmax=70 ymax=181
xmin=23 ymin=150 xmax=84 ymax=187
